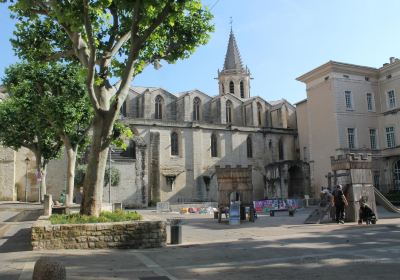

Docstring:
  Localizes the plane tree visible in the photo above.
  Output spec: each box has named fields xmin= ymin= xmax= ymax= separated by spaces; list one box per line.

xmin=6 ymin=0 xmax=214 ymax=216
xmin=1 ymin=62 xmax=92 ymax=203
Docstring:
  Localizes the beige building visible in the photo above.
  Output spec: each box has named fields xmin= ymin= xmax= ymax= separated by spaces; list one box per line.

xmin=296 ymin=58 xmax=400 ymax=196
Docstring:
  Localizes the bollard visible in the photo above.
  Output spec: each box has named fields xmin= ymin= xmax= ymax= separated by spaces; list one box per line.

xmin=32 ymin=257 xmax=66 ymax=280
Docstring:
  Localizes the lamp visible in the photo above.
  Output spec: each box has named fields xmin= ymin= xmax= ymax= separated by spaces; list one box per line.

xmin=24 ymin=157 xmax=30 ymax=202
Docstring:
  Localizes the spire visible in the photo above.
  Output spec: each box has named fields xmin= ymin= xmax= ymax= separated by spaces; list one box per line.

xmin=223 ymin=29 xmax=244 ymax=71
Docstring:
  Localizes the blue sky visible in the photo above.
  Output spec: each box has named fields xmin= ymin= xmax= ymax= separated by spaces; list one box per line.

xmin=1 ymin=0 xmax=400 ymax=103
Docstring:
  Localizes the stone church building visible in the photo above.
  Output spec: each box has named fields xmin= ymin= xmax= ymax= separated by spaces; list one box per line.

xmin=112 ymin=31 xmax=309 ymax=207
xmin=0 ymin=31 xmax=310 ymax=206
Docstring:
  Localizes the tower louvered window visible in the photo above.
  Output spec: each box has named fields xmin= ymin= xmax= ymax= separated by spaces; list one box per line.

xmin=240 ymin=81 xmax=244 ymax=98
xmin=229 ymin=81 xmax=234 ymax=94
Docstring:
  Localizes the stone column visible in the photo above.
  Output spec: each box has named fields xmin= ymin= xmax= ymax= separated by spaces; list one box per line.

xmin=44 ymin=194 xmax=52 ymax=216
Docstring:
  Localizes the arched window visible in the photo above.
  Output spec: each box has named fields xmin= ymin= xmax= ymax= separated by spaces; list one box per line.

xmin=171 ymin=132 xmax=179 ymax=156
xmin=278 ymin=138 xmax=284 ymax=160
xmin=229 ymin=81 xmax=234 ymax=94
xmin=226 ymin=100 xmax=232 ymax=123
xmin=155 ymin=95 xmax=163 ymax=119
xmin=221 ymin=83 xmax=225 ymax=94
xmin=247 ymin=135 xmax=253 ymax=158
xmin=193 ymin=97 xmax=201 ymax=121
xmin=211 ymin=133 xmax=218 ymax=157
xmin=257 ymin=103 xmax=262 ymax=126
xmin=240 ymin=81 xmax=244 ymax=98
xmin=394 ymin=160 xmax=400 ymax=190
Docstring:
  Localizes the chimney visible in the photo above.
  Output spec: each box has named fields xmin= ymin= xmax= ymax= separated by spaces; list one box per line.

xmin=390 ymin=57 xmax=396 ymax=63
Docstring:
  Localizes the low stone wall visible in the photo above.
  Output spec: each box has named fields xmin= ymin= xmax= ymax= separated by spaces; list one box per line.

xmin=32 ymin=217 xmax=166 ymax=250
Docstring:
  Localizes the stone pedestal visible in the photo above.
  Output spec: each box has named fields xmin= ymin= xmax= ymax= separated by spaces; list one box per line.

xmin=331 ymin=153 xmax=377 ymax=222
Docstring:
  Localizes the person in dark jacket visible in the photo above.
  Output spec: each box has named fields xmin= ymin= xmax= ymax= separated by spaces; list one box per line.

xmin=358 ymin=202 xmax=377 ymax=225
xmin=333 ymin=185 xmax=348 ymax=224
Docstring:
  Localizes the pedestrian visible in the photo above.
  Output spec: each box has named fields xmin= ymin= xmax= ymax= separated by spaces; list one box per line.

xmin=74 ymin=186 xmax=84 ymax=205
xmin=358 ymin=202 xmax=377 ymax=225
xmin=333 ymin=184 xmax=348 ymax=224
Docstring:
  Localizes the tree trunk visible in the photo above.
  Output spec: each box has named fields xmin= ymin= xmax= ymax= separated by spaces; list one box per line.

xmin=81 ymin=111 xmax=114 ymax=216
xmin=64 ymin=141 xmax=78 ymax=206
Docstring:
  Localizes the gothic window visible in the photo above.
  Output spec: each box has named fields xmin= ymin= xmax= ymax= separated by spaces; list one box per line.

xmin=229 ymin=81 xmax=234 ymax=94
xmin=193 ymin=97 xmax=201 ymax=121
xmin=257 ymin=102 xmax=262 ymax=126
xmin=171 ymin=132 xmax=179 ymax=156
xmin=240 ymin=81 xmax=244 ymax=98
xmin=226 ymin=100 xmax=232 ymax=123
xmin=222 ymin=83 xmax=225 ymax=94
xmin=211 ymin=133 xmax=218 ymax=157
xmin=278 ymin=138 xmax=284 ymax=160
xmin=247 ymin=135 xmax=253 ymax=158
xmin=155 ymin=95 xmax=163 ymax=119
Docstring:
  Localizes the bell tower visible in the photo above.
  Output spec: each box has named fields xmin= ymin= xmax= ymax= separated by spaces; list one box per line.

xmin=218 ymin=29 xmax=251 ymax=99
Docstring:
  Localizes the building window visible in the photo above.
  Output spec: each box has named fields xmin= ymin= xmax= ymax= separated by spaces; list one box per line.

xmin=171 ymin=132 xmax=179 ymax=156
xmin=247 ymin=135 xmax=253 ymax=158
xmin=347 ymin=128 xmax=356 ymax=149
xmin=277 ymin=108 xmax=282 ymax=126
xmin=386 ymin=126 xmax=396 ymax=148
xmin=369 ymin=129 xmax=377 ymax=150
xmin=278 ymin=138 xmax=284 ymax=160
xmin=229 ymin=81 xmax=234 ymax=94
xmin=345 ymin=91 xmax=352 ymax=109
xmin=240 ymin=81 xmax=244 ymax=98
xmin=387 ymin=90 xmax=396 ymax=109
xmin=193 ymin=97 xmax=201 ymax=121
xmin=367 ymin=93 xmax=374 ymax=111
xmin=394 ymin=160 xmax=400 ymax=190
xmin=373 ymin=173 xmax=380 ymax=190
xmin=155 ymin=95 xmax=163 ymax=119
xmin=257 ymin=103 xmax=262 ymax=126
xmin=211 ymin=133 xmax=218 ymax=157
xmin=226 ymin=100 xmax=232 ymax=123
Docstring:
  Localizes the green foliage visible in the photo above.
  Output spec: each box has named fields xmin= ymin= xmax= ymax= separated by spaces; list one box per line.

xmin=74 ymin=165 xmax=87 ymax=187
xmin=7 ymin=0 xmax=214 ymax=82
xmin=112 ymin=121 xmax=133 ymax=150
xmin=0 ymin=62 xmax=93 ymax=155
xmin=104 ymin=166 xmax=120 ymax=187
xmin=50 ymin=210 xmax=142 ymax=224
xmin=75 ymin=164 xmax=120 ymax=187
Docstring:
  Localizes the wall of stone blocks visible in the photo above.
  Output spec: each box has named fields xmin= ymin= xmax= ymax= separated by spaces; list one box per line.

xmin=31 ymin=219 xmax=166 ymax=250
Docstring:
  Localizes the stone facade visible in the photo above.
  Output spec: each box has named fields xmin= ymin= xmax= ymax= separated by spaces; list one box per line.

xmin=1 ymin=31 xmax=310 ymax=204
xmin=297 ymin=58 xmax=400 ymax=196
xmin=31 ymin=218 xmax=166 ymax=250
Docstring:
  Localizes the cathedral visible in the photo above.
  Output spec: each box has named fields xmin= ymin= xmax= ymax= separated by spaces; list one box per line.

xmin=0 ymin=31 xmax=310 ymax=205
xmin=112 ymin=30 xmax=310 ymax=207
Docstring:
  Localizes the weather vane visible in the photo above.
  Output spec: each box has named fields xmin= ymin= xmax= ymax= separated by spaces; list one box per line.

xmin=229 ymin=16 xmax=233 ymax=31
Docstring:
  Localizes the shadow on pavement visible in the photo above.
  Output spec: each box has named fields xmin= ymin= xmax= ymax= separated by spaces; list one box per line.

xmin=0 ymin=228 xmax=32 ymax=252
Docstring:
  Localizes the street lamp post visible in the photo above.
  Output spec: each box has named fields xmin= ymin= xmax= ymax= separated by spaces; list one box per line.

xmin=109 ymin=146 xmax=112 ymax=203
xmin=24 ymin=157 xmax=30 ymax=202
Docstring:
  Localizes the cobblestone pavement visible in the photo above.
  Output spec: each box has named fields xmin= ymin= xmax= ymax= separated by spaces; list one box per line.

xmin=0 ymin=202 xmax=400 ymax=280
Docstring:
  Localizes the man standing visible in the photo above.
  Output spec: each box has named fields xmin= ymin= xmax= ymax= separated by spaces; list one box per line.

xmin=333 ymin=185 xmax=348 ymax=224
